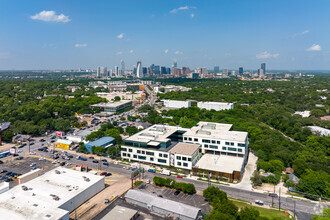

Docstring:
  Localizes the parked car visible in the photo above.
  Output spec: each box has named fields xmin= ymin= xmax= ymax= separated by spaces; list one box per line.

xmin=16 ymin=156 xmax=23 ymax=160
xmin=0 ymin=170 xmax=7 ymax=174
xmin=255 ymin=200 xmax=264 ymax=206
xmin=60 ymin=162 xmax=66 ymax=166
xmin=40 ymin=139 xmax=46 ymax=142
xmin=176 ymin=175 xmax=183 ymax=178
xmin=31 ymin=167 xmax=37 ymax=170
xmin=148 ymin=169 xmax=155 ymax=173
xmin=101 ymin=159 xmax=107 ymax=162
xmin=89 ymin=156 xmax=94 ymax=159
xmin=92 ymin=160 xmax=99 ymax=163
xmin=105 ymin=173 xmax=112 ymax=176
xmin=268 ymin=193 xmax=278 ymax=198
xmin=30 ymin=163 xmax=36 ymax=167
xmin=5 ymin=172 xmax=12 ymax=176
xmin=100 ymin=172 xmax=107 ymax=176
xmin=29 ymin=152 xmax=36 ymax=155
xmin=103 ymin=162 xmax=109 ymax=166
xmin=174 ymin=190 xmax=180 ymax=196
xmin=39 ymin=157 xmax=45 ymax=161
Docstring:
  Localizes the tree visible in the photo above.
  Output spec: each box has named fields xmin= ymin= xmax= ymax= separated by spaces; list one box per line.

xmin=78 ymin=144 xmax=88 ymax=153
xmin=126 ymin=126 xmax=139 ymax=136
xmin=92 ymin=146 xmax=106 ymax=155
xmin=203 ymin=186 xmax=227 ymax=203
xmin=312 ymin=207 xmax=330 ymax=220
xmin=1 ymin=129 xmax=14 ymax=142
xmin=105 ymin=128 xmax=122 ymax=145
xmin=296 ymin=170 xmax=330 ymax=199
xmin=114 ymin=96 xmax=121 ymax=102
xmin=251 ymin=170 xmax=262 ymax=186
xmin=239 ymin=207 xmax=260 ymax=220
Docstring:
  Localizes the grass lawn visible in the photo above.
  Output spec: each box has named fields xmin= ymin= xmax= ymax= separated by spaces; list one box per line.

xmin=232 ymin=200 xmax=292 ymax=219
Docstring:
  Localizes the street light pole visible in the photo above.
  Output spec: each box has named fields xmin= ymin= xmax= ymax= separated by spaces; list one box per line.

xmin=278 ymin=187 xmax=281 ymax=211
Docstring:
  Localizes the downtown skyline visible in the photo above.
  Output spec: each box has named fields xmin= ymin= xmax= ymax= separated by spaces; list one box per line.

xmin=1 ymin=0 xmax=330 ymax=70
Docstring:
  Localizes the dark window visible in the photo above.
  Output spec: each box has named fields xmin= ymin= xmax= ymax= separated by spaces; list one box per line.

xmin=202 ymin=139 xmax=210 ymax=143
xmin=204 ymin=144 xmax=209 ymax=148
xmin=188 ymin=138 xmax=192 ymax=141
xmin=211 ymin=140 xmax=216 ymax=144
xmin=137 ymin=150 xmax=141 ymax=154
xmin=122 ymin=148 xmax=127 ymax=152
xmin=210 ymin=145 xmax=218 ymax=149
xmin=133 ymin=155 xmax=137 ymax=158
xmin=183 ymin=162 xmax=188 ymax=167
xmin=142 ymin=151 xmax=145 ymax=154
xmin=159 ymin=153 xmax=162 ymax=157
xmin=222 ymin=147 xmax=227 ymax=150
xmin=176 ymin=156 xmax=181 ymax=160
xmin=182 ymin=157 xmax=187 ymax=161
xmin=188 ymin=158 xmax=191 ymax=161
xmin=194 ymin=138 xmax=198 ymax=142
xmin=127 ymin=154 xmax=130 ymax=157
xmin=146 ymin=151 xmax=154 ymax=156
xmin=138 ymin=156 xmax=146 ymax=160
xmin=150 ymin=157 xmax=154 ymax=161
xmin=123 ymin=153 xmax=126 ymax=156
xmin=163 ymin=154 xmax=168 ymax=158
xmin=184 ymin=137 xmax=187 ymax=140
xmin=177 ymin=162 xmax=181 ymax=166
xmin=217 ymin=141 xmax=220 ymax=144
xmin=129 ymin=149 xmax=132 ymax=152
xmin=225 ymin=142 xmax=230 ymax=145
xmin=238 ymin=143 xmax=245 ymax=147
xmin=228 ymin=147 xmax=236 ymax=152
xmin=238 ymin=148 xmax=242 ymax=152
xmin=158 ymin=159 xmax=167 ymax=163
xmin=231 ymin=142 xmax=234 ymax=146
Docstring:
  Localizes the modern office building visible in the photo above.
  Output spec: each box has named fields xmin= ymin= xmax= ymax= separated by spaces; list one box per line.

xmin=121 ymin=122 xmax=249 ymax=180
xmin=120 ymin=60 xmax=125 ymax=76
xmin=214 ymin=66 xmax=220 ymax=73
xmin=100 ymin=66 xmax=107 ymax=77
xmin=258 ymin=68 xmax=264 ymax=77
xmin=136 ymin=61 xmax=142 ymax=78
xmin=162 ymin=100 xmax=192 ymax=109
xmin=91 ymin=100 xmax=132 ymax=114
xmin=261 ymin=63 xmax=266 ymax=75
xmin=0 ymin=167 xmax=104 ymax=220
xmin=201 ymin=67 xmax=208 ymax=75
xmin=96 ymin=66 xmax=101 ymax=78
xmin=239 ymin=67 xmax=243 ymax=75
xmin=197 ymin=101 xmax=234 ymax=111
xmin=222 ymin=68 xmax=228 ymax=75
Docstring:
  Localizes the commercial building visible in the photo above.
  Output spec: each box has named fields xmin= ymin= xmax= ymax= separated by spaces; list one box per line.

xmin=85 ymin=136 xmax=114 ymax=153
xmin=91 ymin=100 xmax=132 ymax=113
xmin=197 ymin=101 xmax=234 ymax=111
xmin=0 ymin=167 xmax=104 ymax=220
xmin=261 ymin=63 xmax=266 ymax=75
xmin=101 ymin=205 xmax=138 ymax=220
xmin=121 ymin=122 xmax=249 ymax=179
xmin=125 ymin=190 xmax=202 ymax=220
xmin=308 ymin=126 xmax=330 ymax=136
xmin=67 ymin=130 xmax=92 ymax=144
xmin=55 ymin=139 xmax=73 ymax=150
xmin=154 ymin=85 xmax=191 ymax=93
xmin=96 ymin=91 xmax=145 ymax=102
xmin=162 ymin=99 xmax=192 ymax=109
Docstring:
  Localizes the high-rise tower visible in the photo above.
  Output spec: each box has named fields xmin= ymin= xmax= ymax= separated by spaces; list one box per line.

xmin=136 ymin=61 xmax=142 ymax=78
xmin=261 ymin=63 xmax=266 ymax=75
xmin=120 ymin=60 xmax=125 ymax=76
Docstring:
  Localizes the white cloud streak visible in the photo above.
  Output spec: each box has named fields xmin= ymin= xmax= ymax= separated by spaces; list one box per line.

xmin=75 ymin=43 xmax=87 ymax=48
xmin=256 ymin=51 xmax=280 ymax=59
xmin=175 ymin=50 xmax=183 ymax=55
xmin=170 ymin=6 xmax=196 ymax=14
xmin=116 ymin=51 xmax=123 ymax=55
xmin=190 ymin=13 xmax=195 ymax=18
xmin=30 ymin=10 xmax=70 ymax=23
xmin=117 ymin=33 xmax=125 ymax=39
xmin=291 ymin=30 xmax=310 ymax=38
xmin=129 ymin=50 xmax=134 ymax=54
xmin=307 ymin=44 xmax=322 ymax=51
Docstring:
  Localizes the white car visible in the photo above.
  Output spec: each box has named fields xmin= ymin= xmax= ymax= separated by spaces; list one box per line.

xmin=39 ymin=157 xmax=45 ymax=161
xmin=30 ymin=163 xmax=36 ymax=167
xmin=66 ymin=163 xmax=72 ymax=166
xmin=29 ymin=152 xmax=36 ymax=155
xmin=17 ymin=150 xmax=22 ymax=153
xmin=52 ymin=160 xmax=59 ymax=164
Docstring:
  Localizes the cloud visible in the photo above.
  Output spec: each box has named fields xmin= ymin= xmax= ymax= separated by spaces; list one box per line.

xmin=190 ymin=13 xmax=195 ymax=18
xmin=170 ymin=6 xmax=196 ymax=14
xmin=256 ymin=51 xmax=280 ymax=59
xmin=164 ymin=49 xmax=169 ymax=54
xmin=30 ymin=10 xmax=70 ymax=23
xmin=116 ymin=51 xmax=123 ymax=55
xmin=129 ymin=49 xmax=134 ymax=54
xmin=175 ymin=50 xmax=183 ymax=55
xmin=291 ymin=30 xmax=310 ymax=38
xmin=307 ymin=44 xmax=322 ymax=51
xmin=117 ymin=33 xmax=124 ymax=39
xmin=74 ymin=43 xmax=87 ymax=48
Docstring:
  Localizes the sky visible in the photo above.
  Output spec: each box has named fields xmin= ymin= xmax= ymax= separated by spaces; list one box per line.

xmin=1 ymin=0 xmax=330 ymax=70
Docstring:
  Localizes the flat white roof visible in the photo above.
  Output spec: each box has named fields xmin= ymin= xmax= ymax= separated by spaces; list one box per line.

xmin=125 ymin=124 xmax=188 ymax=144
xmin=101 ymin=205 xmax=137 ymax=220
xmin=91 ymin=100 xmax=132 ymax=108
xmin=195 ymin=154 xmax=244 ymax=174
xmin=308 ymin=126 xmax=330 ymax=136
xmin=55 ymin=139 xmax=73 ymax=145
xmin=198 ymin=101 xmax=233 ymax=105
xmin=169 ymin=142 xmax=200 ymax=156
xmin=0 ymin=167 xmax=104 ymax=220
xmin=184 ymin=122 xmax=248 ymax=142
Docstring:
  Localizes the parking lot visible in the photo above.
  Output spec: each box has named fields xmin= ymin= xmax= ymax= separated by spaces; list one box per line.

xmin=0 ymin=156 xmax=59 ymax=187
xmin=136 ymin=183 xmax=212 ymax=214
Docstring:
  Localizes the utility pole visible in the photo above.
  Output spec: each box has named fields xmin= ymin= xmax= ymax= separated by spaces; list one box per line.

xmin=293 ymin=201 xmax=296 ymax=219
xmin=278 ymin=187 xmax=281 ymax=211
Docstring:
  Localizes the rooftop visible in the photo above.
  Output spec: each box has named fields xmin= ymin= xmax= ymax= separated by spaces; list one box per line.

xmin=307 ymin=126 xmax=330 ymax=136
xmin=169 ymin=142 xmax=200 ymax=156
xmin=91 ymin=100 xmax=132 ymax=108
xmin=184 ymin=122 xmax=248 ymax=142
xmin=198 ymin=101 xmax=233 ymax=106
xmin=0 ymin=167 xmax=104 ymax=220
xmin=55 ymin=139 xmax=73 ymax=145
xmin=125 ymin=124 xmax=188 ymax=144
xmin=125 ymin=190 xmax=201 ymax=219
xmin=101 ymin=205 xmax=137 ymax=220
xmin=86 ymin=136 xmax=114 ymax=147
xmin=195 ymin=154 xmax=245 ymax=173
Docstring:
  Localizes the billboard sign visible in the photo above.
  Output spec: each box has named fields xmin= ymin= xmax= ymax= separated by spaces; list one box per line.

xmin=10 ymin=147 xmax=16 ymax=155
xmin=131 ymin=169 xmax=140 ymax=179
xmin=57 ymin=131 xmax=63 ymax=137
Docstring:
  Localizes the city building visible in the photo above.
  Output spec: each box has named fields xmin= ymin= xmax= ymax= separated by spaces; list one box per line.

xmin=96 ymin=91 xmax=145 ymax=102
xmin=67 ymin=130 xmax=92 ymax=144
xmin=55 ymin=139 xmax=73 ymax=150
xmin=96 ymin=67 xmax=101 ymax=78
xmin=91 ymin=100 xmax=132 ymax=114
xmin=121 ymin=122 xmax=249 ymax=180
xmin=136 ymin=61 xmax=142 ymax=78
xmin=258 ymin=68 xmax=264 ymax=77
xmin=0 ymin=167 xmax=105 ymax=220
xmin=261 ymin=63 xmax=266 ymax=75
xmin=85 ymin=136 xmax=114 ymax=153
xmin=162 ymin=100 xmax=192 ymax=109
xmin=120 ymin=60 xmax=125 ymax=76
xmin=154 ymin=85 xmax=191 ymax=93
xmin=214 ymin=66 xmax=220 ymax=73
xmin=222 ymin=68 xmax=228 ymax=75
xmin=239 ymin=67 xmax=243 ymax=75
xmin=100 ymin=66 xmax=107 ymax=77
xmin=125 ymin=190 xmax=202 ymax=220
xmin=294 ymin=111 xmax=311 ymax=118
xmin=201 ymin=67 xmax=208 ymax=75
xmin=197 ymin=101 xmax=234 ymax=111
xmin=101 ymin=205 xmax=138 ymax=220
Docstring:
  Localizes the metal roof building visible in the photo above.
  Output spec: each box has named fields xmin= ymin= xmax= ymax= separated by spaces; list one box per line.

xmin=101 ymin=205 xmax=138 ymax=220
xmin=85 ymin=136 xmax=115 ymax=153
xmin=125 ymin=190 xmax=202 ymax=220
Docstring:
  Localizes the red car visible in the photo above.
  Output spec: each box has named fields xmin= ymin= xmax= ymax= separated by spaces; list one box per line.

xmin=100 ymin=172 xmax=107 ymax=176
xmin=89 ymin=156 xmax=94 ymax=159
xmin=177 ymin=175 xmax=182 ymax=178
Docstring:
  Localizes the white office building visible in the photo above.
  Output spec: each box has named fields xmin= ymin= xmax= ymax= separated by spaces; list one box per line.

xmin=197 ymin=101 xmax=234 ymax=111
xmin=162 ymin=99 xmax=192 ymax=109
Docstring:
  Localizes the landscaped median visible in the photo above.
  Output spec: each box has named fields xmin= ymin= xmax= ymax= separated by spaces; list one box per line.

xmin=153 ymin=176 xmax=196 ymax=194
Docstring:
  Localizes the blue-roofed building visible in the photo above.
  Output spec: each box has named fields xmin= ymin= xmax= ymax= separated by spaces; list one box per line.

xmin=85 ymin=136 xmax=114 ymax=153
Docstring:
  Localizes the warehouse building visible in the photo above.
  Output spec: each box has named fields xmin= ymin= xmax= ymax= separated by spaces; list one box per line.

xmin=125 ymin=190 xmax=202 ymax=220
xmin=91 ymin=100 xmax=132 ymax=113
xmin=85 ymin=136 xmax=114 ymax=153
xmin=101 ymin=205 xmax=138 ymax=220
xmin=55 ymin=139 xmax=73 ymax=150
xmin=162 ymin=99 xmax=192 ymax=109
xmin=197 ymin=101 xmax=234 ymax=111
xmin=0 ymin=167 xmax=105 ymax=220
